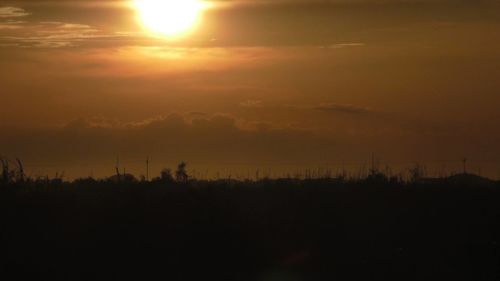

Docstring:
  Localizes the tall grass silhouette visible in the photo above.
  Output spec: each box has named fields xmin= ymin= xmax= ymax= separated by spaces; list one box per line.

xmin=1 ymin=158 xmax=499 ymax=281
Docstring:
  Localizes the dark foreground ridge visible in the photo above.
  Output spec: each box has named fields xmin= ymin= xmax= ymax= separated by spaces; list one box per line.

xmin=1 ymin=176 xmax=500 ymax=281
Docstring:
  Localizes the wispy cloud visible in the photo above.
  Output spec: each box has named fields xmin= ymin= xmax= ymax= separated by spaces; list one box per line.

xmin=0 ymin=7 xmax=30 ymax=18
xmin=0 ymin=23 xmax=24 ymax=30
xmin=0 ymin=21 xmax=129 ymax=48
xmin=322 ymin=43 xmax=366 ymax=49
xmin=313 ymin=103 xmax=375 ymax=114
xmin=0 ymin=7 xmax=29 ymax=31
xmin=272 ymin=102 xmax=378 ymax=116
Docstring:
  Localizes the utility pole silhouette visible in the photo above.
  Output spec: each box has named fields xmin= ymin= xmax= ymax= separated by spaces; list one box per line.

xmin=146 ymin=156 xmax=149 ymax=182
xmin=115 ymin=156 xmax=120 ymax=182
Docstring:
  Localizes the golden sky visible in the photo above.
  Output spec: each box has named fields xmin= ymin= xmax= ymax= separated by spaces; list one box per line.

xmin=1 ymin=0 xmax=500 ymax=178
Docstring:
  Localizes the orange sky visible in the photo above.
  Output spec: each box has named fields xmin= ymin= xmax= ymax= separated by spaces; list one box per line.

xmin=1 ymin=0 xmax=500 ymax=179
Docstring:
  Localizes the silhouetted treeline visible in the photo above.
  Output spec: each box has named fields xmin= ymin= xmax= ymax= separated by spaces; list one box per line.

xmin=1 ymin=158 xmax=499 ymax=187
xmin=1 ymin=161 xmax=500 ymax=280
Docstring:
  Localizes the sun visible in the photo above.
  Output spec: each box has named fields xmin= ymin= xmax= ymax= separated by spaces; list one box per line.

xmin=134 ymin=0 xmax=207 ymax=37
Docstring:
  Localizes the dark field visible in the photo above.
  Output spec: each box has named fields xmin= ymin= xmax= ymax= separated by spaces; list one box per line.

xmin=1 ymin=179 xmax=500 ymax=281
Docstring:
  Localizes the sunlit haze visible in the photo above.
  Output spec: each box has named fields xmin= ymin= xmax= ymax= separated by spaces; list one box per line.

xmin=134 ymin=0 xmax=208 ymax=37
xmin=0 ymin=0 xmax=499 ymax=179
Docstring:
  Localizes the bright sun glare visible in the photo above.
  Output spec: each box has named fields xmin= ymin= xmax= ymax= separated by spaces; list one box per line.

xmin=134 ymin=0 xmax=207 ymax=37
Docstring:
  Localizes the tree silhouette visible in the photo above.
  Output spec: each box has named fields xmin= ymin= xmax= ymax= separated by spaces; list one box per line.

xmin=160 ymin=168 xmax=174 ymax=183
xmin=175 ymin=162 xmax=188 ymax=183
